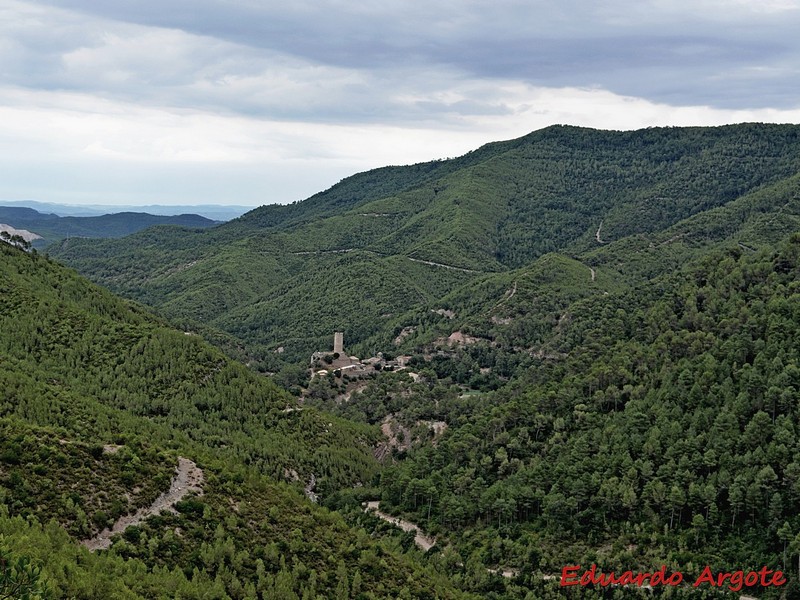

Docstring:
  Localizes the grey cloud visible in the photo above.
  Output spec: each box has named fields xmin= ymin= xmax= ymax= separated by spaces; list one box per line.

xmin=12 ymin=0 xmax=800 ymax=112
xmin=3 ymin=0 xmax=800 ymax=207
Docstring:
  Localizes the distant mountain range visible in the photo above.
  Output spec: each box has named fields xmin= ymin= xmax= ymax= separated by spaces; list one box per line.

xmin=0 ymin=200 xmax=256 ymax=221
xmin=0 ymin=205 xmax=220 ymax=246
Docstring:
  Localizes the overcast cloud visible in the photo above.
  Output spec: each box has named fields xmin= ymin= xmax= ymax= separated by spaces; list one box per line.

xmin=1 ymin=0 xmax=799 ymax=206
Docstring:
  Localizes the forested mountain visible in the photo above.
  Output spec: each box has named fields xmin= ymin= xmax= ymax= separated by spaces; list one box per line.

xmin=372 ymin=170 xmax=800 ymax=357
xmin=377 ymin=234 xmax=800 ymax=593
xmin=0 ymin=205 xmax=218 ymax=246
xmin=0 ymin=242 xmax=471 ymax=599
xmin=49 ymin=124 xmax=800 ymax=373
xmin=14 ymin=123 xmax=800 ymax=598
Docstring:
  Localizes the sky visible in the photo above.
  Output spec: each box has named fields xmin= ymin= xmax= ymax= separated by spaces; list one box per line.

xmin=1 ymin=0 xmax=800 ymax=207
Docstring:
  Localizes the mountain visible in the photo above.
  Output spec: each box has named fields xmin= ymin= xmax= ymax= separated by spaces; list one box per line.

xmin=374 ymin=233 xmax=800 ymax=597
xmin=0 ymin=200 xmax=254 ymax=220
xmin=0 ymin=205 xmax=219 ymax=246
xmin=8 ymin=122 xmax=800 ymax=598
xmin=0 ymin=241 xmax=472 ymax=599
xmin=49 ymin=123 xmax=800 ymax=372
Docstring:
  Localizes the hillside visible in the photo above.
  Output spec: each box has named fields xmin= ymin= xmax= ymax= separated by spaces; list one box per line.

xmin=0 ymin=205 xmax=218 ymax=246
xmin=326 ymin=233 xmax=800 ymax=599
xmin=49 ymin=124 xmax=800 ymax=372
xmin=373 ymin=171 xmax=800 ymax=358
xmin=0 ymin=242 xmax=476 ymax=599
xmin=0 ymin=242 xmax=380 ymax=491
xmin=7 ymin=123 xmax=800 ymax=599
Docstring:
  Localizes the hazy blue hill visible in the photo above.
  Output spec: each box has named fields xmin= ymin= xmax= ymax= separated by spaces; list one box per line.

xmin=0 ymin=199 xmax=252 ymax=220
xmin=0 ymin=206 xmax=48 ymax=220
xmin=0 ymin=205 xmax=218 ymax=245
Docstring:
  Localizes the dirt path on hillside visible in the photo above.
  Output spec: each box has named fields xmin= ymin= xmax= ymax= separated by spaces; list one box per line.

xmin=406 ymin=257 xmax=480 ymax=274
xmin=364 ymin=501 xmax=436 ymax=551
xmin=595 ymin=221 xmax=604 ymax=244
xmin=290 ymin=249 xmax=482 ymax=274
xmin=738 ymin=241 xmax=757 ymax=252
xmin=489 ymin=280 xmax=518 ymax=315
xmin=291 ymin=248 xmax=355 ymax=255
xmin=500 ymin=280 xmax=518 ymax=303
xmin=82 ymin=457 xmax=204 ymax=551
xmin=589 ymin=267 xmax=596 ymax=281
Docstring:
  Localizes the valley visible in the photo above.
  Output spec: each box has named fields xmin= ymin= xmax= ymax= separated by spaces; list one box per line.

xmin=3 ymin=123 xmax=800 ymax=599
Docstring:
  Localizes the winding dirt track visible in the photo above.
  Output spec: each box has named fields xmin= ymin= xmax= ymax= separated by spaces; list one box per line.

xmin=364 ymin=501 xmax=436 ymax=551
xmin=406 ymin=257 xmax=480 ymax=274
xmin=82 ymin=457 xmax=204 ymax=551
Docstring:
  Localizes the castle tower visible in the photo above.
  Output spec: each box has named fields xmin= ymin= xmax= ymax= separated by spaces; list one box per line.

xmin=333 ymin=331 xmax=344 ymax=354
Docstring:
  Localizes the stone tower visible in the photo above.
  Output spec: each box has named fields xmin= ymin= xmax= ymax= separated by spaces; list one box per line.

xmin=333 ymin=331 xmax=344 ymax=354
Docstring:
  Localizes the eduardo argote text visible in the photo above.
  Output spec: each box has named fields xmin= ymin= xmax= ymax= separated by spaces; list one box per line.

xmin=561 ymin=564 xmax=787 ymax=593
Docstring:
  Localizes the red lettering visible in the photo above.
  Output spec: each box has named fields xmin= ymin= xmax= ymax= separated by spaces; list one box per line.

xmin=727 ymin=571 xmax=742 ymax=592
xmin=580 ymin=564 xmax=596 ymax=585
xmin=693 ymin=566 xmax=716 ymax=587
xmin=692 ymin=567 xmax=787 ymax=591
xmin=617 ymin=572 xmax=633 ymax=585
xmin=564 ymin=565 xmax=788 ymax=591
xmin=560 ymin=565 xmax=581 ymax=587
xmin=650 ymin=565 xmax=667 ymax=586
xmin=595 ymin=570 xmax=613 ymax=587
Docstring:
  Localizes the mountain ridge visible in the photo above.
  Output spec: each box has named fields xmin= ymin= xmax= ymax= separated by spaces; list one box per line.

xmin=49 ymin=123 xmax=800 ymax=371
xmin=0 ymin=205 xmax=219 ymax=246
xmin=6 ymin=122 xmax=800 ymax=598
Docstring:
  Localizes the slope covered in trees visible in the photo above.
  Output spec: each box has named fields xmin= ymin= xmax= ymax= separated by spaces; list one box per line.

xmin=49 ymin=124 xmax=800 ymax=372
xmin=369 ymin=234 xmax=800 ymax=598
xmin=21 ymin=123 xmax=800 ymax=598
xmin=0 ymin=242 xmax=473 ymax=599
xmin=0 ymin=242 xmax=378 ymax=491
xmin=374 ymin=171 xmax=800 ymax=359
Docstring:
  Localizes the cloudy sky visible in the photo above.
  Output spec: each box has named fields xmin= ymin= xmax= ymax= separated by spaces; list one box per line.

xmin=1 ymin=0 xmax=799 ymax=207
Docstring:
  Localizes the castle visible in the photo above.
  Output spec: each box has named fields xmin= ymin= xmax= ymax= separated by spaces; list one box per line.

xmin=333 ymin=331 xmax=344 ymax=354
xmin=310 ymin=331 xmax=410 ymax=380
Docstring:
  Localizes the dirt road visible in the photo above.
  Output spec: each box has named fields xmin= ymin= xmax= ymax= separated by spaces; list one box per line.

xmin=364 ymin=501 xmax=436 ymax=551
xmin=83 ymin=457 xmax=204 ymax=551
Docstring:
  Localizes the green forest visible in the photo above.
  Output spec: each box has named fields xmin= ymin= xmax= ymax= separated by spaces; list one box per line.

xmin=378 ymin=235 xmax=800 ymax=595
xmin=0 ymin=242 xmax=471 ymax=599
xmin=49 ymin=123 xmax=800 ymax=371
xmin=3 ymin=124 xmax=800 ymax=598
